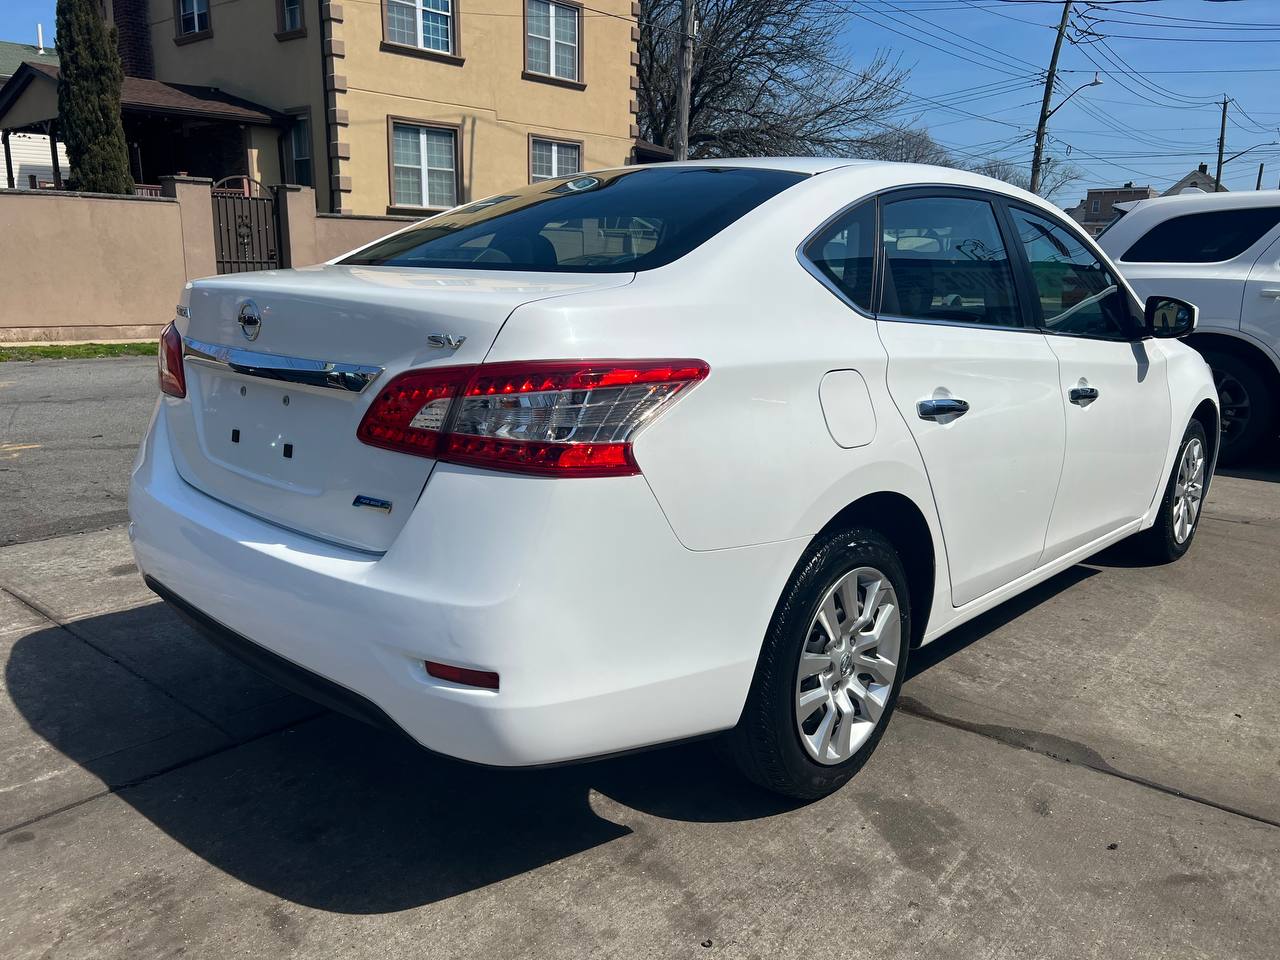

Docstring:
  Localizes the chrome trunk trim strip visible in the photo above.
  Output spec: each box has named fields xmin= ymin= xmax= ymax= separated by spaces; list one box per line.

xmin=182 ymin=337 xmax=383 ymax=393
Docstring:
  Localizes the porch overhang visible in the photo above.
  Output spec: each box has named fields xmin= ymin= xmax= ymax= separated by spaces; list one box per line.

xmin=0 ymin=62 xmax=286 ymax=134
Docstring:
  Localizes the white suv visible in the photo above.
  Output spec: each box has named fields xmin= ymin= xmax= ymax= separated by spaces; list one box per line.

xmin=1099 ymin=190 xmax=1280 ymax=461
xmin=130 ymin=161 xmax=1216 ymax=798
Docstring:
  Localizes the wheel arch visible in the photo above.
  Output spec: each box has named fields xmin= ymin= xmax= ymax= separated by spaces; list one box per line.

xmin=1191 ymin=397 xmax=1220 ymax=469
xmin=816 ymin=491 xmax=936 ymax=649
xmin=1187 ymin=330 xmax=1280 ymax=390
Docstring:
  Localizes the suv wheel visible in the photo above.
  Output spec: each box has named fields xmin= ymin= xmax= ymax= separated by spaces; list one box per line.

xmin=1205 ymin=351 xmax=1273 ymax=464
xmin=726 ymin=527 xmax=910 ymax=800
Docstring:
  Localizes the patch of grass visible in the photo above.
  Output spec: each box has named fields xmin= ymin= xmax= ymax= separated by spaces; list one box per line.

xmin=0 ymin=341 xmax=157 ymax=362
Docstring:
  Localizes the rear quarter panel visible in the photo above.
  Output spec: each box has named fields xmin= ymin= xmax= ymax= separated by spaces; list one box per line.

xmin=487 ymin=166 xmax=954 ymax=626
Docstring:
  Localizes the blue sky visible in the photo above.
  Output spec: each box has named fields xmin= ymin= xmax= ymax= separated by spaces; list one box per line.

xmin=3 ymin=0 xmax=1277 ymax=197
xmin=839 ymin=0 xmax=1279 ymax=197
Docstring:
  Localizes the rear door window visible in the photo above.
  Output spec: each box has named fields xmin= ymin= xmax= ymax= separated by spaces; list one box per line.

xmin=343 ymin=166 xmax=807 ymax=273
xmin=1120 ymin=207 xmax=1280 ymax=263
xmin=880 ymin=195 xmax=1023 ymax=328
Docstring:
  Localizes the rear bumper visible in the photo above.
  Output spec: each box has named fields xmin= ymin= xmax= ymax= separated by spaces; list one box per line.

xmin=146 ymin=575 xmax=405 ymax=737
xmin=128 ymin=404 xmax=805 ymax=766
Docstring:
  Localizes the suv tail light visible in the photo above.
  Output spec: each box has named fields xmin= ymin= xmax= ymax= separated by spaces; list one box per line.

xmin=357 ymin=359 xmax=708 ymax=477
xmin=158 ymin=321 xmax=186 ymax=398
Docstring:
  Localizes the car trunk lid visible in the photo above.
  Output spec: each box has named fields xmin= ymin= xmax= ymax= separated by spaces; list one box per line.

xmin=165 ymin=264 xmax=633 ymax=552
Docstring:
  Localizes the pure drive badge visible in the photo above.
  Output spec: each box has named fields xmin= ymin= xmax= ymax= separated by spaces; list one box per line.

xmin=352 ymin=494 xmax=393 ymax=513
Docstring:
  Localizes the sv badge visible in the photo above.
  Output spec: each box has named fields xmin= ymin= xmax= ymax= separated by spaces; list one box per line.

xmin=427 ymin=334 xmax=466 ymax=350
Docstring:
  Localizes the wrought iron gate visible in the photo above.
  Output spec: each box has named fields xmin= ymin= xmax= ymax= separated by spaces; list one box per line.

xmin=212 ymin=179 xmax=279 ymax=273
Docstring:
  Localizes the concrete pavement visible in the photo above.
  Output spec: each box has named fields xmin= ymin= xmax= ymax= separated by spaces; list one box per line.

xmin=0 ymin=359 xmax=1278 ymax=958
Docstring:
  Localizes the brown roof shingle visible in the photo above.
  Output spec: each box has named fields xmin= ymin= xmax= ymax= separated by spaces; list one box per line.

xmin=24 ymin=62 xmax=282 ymax=125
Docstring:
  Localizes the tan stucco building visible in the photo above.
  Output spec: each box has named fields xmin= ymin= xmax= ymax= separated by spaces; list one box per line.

xmin=1 ymin=0 xmax=645 ymax=214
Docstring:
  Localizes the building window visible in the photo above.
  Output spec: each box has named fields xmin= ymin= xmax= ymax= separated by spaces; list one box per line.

xmin=1090 ymin=199 xmax=1100 ymax=214
xmin=387 ymin=0 xmax=455 ymax=54
xmin=279 ymin=0 xmax=304 ymax=34
xmin=531 ymin=138 xmax=581 ymax=181
xmin=391 ymin=122 xmax=458 ymax=209
xmin=289 ymin=118 xmax=313 ymax=187
xmin=176 ymin=0 xmax=210 ymax=36
xmin=526 ymin=0 xmax=579 ymax=82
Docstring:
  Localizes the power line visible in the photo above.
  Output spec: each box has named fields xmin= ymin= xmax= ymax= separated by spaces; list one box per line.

xmin=839 ymin=4 xmax=1035 ymax=77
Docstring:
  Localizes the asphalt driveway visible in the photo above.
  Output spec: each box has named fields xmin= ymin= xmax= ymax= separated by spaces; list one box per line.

xmin=1 ymin=359 xmax=1277 ymax=958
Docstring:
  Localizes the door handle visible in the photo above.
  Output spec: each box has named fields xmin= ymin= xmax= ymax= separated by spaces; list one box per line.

xmin=1069 ymin=385 xmax=1100 ymax=405
xmin=1260 ymin=288 xmax=1280 ymax=300
xmin=917 ymin=397 xmax=970 ymax=421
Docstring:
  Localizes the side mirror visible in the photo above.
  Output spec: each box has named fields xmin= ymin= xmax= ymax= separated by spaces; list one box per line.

xmin=1145 ymin=295 xmax=1197 ymax=339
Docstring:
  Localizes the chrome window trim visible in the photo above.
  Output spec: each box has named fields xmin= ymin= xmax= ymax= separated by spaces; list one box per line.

xmin=873 ymin=311 xmax=1045 ymax=335
xmin=182 ymin=337 xmax=383 ymax=393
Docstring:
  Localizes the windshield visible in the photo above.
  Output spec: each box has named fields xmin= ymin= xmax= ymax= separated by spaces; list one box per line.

xmin=342 ymin=166 xmax=808 ymax=273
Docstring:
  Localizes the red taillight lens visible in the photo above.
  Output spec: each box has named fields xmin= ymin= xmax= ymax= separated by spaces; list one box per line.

xmin=356 ymin=359 xmax=709 ymax=477
xmin=158 ymin=321 xmax=186 ymax=398
xmin=425 ymin=660 xmax=500 ymax=690
xmin=355 ymin=365 xmax=472 ymax=457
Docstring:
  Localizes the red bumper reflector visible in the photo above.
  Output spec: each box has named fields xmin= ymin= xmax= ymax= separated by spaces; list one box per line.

xmin=425 ymin=660 xmax=500 ymax=690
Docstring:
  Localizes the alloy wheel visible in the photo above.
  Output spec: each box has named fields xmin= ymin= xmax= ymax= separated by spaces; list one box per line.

xmin=1173 ymin=437 xmax=1206 ymax=544
xmin=794 ymin=567 xmax=902 ymax=765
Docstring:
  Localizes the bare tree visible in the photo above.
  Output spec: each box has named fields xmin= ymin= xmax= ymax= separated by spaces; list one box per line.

xmin=856 ymin=125 xmax=954 ymax=165
xmin=967 ymin=156 xmax=1083 ymax=202
xmin=638 ymin=0 xmax=912 ymax=157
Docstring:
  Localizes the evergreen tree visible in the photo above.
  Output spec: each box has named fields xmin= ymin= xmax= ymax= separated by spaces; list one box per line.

xmin=55 ymin=0 xmax=132 ymax=194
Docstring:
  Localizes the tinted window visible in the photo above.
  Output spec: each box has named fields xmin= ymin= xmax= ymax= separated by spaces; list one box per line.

xmin=1121 ymin=207 xmax=1280 ymax=263
xmin=1011 ymin=208 xmax=1142 ymax=340
xmin=805 ymin=201 xmax=876 ymax=311
xmin=881 ymin=196 xmax=1021 ymax=328
xmin=343 ymin=167 xmax=807 ymax=273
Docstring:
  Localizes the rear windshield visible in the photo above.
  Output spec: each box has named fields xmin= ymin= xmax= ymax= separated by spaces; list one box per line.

xmin=342 ymin=166 xmax=807 ymax=273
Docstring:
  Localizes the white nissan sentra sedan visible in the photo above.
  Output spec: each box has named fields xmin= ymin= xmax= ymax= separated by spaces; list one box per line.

xmin=130 ymin=160 xmax=1217 ymax=798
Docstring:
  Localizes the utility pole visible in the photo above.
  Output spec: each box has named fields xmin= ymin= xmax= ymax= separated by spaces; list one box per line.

xmin=1215 ymin=95 xmax=1228 ymax=192
xmin=1258 ymin=162 xmax=1266 ymax=191
xmin=674 ymin=0 xmax=696 ymax=161
xmin=1030 ymin=1 xmax=1072 ymax=195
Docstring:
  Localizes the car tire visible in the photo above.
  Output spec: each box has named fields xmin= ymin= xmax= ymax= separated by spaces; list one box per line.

xmin=726 ymin=527 xmax=911 ymax=800
xmin=1203 ymin=351 xmax=1273 ymax=464
xmin=1135 ymin=419 xmax=1210 ymax=564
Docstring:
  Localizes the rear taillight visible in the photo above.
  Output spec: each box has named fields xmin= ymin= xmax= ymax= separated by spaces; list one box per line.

xmin=355 ymin=365 xmax=471 ymax=457
xmin=158 ymin=321 xmax=186 ymax=398
xmin=357 ymin=359 xmax=708 ymax=477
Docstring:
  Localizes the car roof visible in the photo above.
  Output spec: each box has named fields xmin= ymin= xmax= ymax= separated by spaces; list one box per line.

xmin=658 ymin=157 xmax=876 ymax=174
xmin=662 ymin=158 xmax=1056 ymax=204
xmin=1124 ymin=189 xmax=1280 ymax=217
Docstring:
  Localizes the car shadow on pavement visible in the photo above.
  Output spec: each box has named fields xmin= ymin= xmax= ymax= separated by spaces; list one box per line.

xmin=5 ymin=604 xmax=805 ymax=914
xmin=6 ymin=562 xmax=1099 ymax=913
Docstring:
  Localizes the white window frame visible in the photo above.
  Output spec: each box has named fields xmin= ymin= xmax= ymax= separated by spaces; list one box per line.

xmin=178 ymin=0 xmax=210 ymax=35
xmin=387 ymin=0 xmax=455 ymax=54
xmin=526 ymin=0 xmax=580 ymax=82
xmin=391 ymin=122 xmax=458 ymax=210
xmin=530 ymin=138 xmax=581 ymax=182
